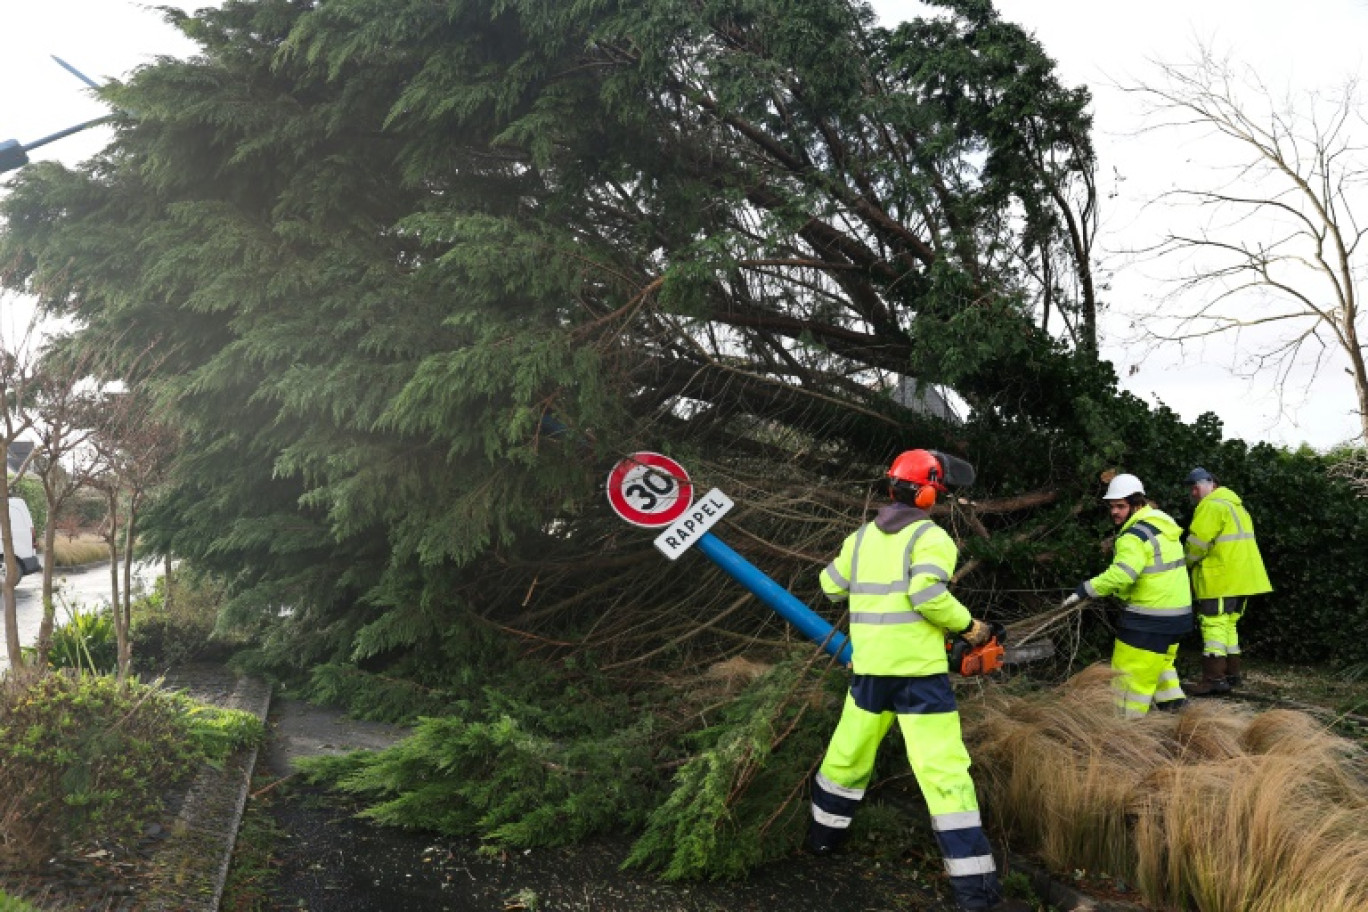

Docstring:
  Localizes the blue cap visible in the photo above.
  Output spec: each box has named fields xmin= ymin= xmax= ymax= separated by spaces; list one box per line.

xmin=1185 ymin=467 xmax=1215 ymax=485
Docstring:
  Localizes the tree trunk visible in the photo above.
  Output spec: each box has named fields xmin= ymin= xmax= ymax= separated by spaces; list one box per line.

xmin=1 ymin=473 xmax=22 ymax=671
xmin=36 ymin=515 xmax=60 ymax=664
xmin=1345 ymin=322 xmax=1368 ymax=444
xmin=1 ymin=575 xmax=19 ymax=670
xmin=164 ymin=553 xmax=173 ymax=614
xmin=118 ymin=513 xmax=136 ymax=682
xmin=106 ymin=489 xmax=125 ymax=682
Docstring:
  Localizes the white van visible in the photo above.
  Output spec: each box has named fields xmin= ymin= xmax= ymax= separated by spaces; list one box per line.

xmin=3 ymin=496 xmax=40 ymax=583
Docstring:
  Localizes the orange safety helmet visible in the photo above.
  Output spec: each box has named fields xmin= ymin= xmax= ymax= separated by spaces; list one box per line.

xmin=888 ymin=449 xmax=946 ymax=509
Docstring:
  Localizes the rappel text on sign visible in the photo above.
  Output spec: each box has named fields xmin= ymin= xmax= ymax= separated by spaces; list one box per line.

xmin=654 ymin=489 xmax=734 ymax=560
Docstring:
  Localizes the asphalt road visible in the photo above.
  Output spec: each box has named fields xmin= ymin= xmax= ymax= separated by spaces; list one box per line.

xmin=0 ymin=559 xmax=161 ymax=672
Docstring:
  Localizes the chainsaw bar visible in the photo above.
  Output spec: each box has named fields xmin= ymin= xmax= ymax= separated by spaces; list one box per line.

xmin=1002 ymin=642 xmax=1055 ymax=664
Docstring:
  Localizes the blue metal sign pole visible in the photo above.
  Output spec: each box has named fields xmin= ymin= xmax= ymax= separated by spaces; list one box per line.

xmin=694 ymin=531 xmax=852 ymax=665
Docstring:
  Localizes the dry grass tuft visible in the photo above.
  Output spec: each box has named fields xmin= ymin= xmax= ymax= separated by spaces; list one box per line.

xmin=966 ymin=666 xmax=1368 ymax=911
xmin=46 ymin=534 xmax=111 ymax=568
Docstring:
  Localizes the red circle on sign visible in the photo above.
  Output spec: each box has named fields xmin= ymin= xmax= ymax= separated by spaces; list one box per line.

xmin=606 ymin=452 xmax=693 ymax=528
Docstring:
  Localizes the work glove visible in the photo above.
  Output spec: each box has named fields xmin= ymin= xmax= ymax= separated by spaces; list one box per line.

xmin=960 ymin=618 xmax=992 ymax=647
xmin=1060 ymin=584 xmax=1088 ymax=610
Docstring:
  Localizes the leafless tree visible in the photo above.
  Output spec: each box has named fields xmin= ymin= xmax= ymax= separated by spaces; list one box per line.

xmin=1128 ymin=48 xmax=1368 ymax=441
xmin=26 ymin=344 xmax=104 ymax=663
xmin=88 ymin=387 xmax=177 ymax=681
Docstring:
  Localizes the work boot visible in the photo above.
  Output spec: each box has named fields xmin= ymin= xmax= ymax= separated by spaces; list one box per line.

xmin=1225 ymin=654 xmax=1243 ymax=688
xmin=1187 ymin=655 xmax=1231 ymax=697
xmin=803 ymin=825 xmax=845 ymax=857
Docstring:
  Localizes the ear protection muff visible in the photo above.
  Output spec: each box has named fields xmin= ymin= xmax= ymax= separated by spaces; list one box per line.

xmin=914 ymin=484 xmax=937 ymax=509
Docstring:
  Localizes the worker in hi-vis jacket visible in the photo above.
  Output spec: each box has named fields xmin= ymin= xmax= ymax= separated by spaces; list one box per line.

xmin=808 ymin=449 xmax=1026 ymax=912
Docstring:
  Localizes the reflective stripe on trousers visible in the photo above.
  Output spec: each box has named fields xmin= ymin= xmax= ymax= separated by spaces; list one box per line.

xmin=1199 ymin=611 xmax=1243 ymax=657
xmin=1111 ymin=639 xmax=1183 ymax=717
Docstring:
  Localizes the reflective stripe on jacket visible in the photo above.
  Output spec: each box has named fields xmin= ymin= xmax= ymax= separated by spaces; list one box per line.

xmin=1186 ymin=487 xmax=1272 ymax=598
xmin=821 ymin=517 xmax=972 ymax=676
xmin=1083 ymin=505 xmax=1192 ymax=635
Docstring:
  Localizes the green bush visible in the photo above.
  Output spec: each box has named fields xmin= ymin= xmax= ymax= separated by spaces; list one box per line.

xmin=7 ymin=475 xmax=46 ymax=536
xmin=0 ymin=891 xmax=37 ymax=912
xmin=132 ymin=571 xmax=233 ymax=673
xmin=39 ymin=605 xmax=118 ymax=675
xmin=0 ymin=673 xmax=263 ymax=870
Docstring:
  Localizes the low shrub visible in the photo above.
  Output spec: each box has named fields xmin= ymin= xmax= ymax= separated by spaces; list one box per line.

xmin=7 ymin=477 xmax=46 ymax=536
xmin=132 ymin=571 xmax=234 ymax=673
xmin=41 ymin=605 xmax=118 ymax=675
xmin=0 ymin=891 xmax=37 ymax=911
xmin=0 ymin=672 xmax=263 ymax=870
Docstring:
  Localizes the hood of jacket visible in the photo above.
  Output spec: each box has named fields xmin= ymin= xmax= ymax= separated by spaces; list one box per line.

xmin=1123 ymin=504 xmax=1183 ymax=541
xmin=1207 ymin=486 xmax=1243 ymax=507
xmin=874 ymin=502 xmax=930 ymax=534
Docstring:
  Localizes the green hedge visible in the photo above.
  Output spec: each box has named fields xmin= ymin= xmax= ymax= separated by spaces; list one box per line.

xmin=7 ymin=475 xmax=46 ymax=536
xmin=1214 ymin=444 xmax=1368 ymax=665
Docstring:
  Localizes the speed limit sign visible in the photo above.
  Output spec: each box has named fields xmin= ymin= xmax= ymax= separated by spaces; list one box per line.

xmin=606 ymin=452 xmax=694 ymax=528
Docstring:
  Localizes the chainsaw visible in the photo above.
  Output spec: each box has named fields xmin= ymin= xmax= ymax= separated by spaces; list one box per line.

xmin=947 ymin=622 xmax=1054 ymax=677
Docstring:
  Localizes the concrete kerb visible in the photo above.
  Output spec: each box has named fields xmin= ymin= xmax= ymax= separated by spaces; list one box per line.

xmin=207 ymin=678 xmax=272 ymax=912
xmin=140 ymin=670 xmax=273 ymax=912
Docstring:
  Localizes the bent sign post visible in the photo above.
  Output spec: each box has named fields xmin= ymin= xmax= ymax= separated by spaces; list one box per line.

xmin=606 ymin=453 xmax=852 ymax=664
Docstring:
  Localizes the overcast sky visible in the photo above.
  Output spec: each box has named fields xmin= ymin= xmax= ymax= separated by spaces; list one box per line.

xmin=3 ymin=1 xmax=1368 ymax=449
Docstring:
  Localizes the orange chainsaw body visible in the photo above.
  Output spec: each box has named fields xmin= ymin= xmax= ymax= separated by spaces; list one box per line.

xmin=948 ymin=622 xmax=1008 ymax=677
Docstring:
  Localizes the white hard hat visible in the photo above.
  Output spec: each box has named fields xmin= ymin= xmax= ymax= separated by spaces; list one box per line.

xmin=1102 ymin=473 xmax=1145 ymax=501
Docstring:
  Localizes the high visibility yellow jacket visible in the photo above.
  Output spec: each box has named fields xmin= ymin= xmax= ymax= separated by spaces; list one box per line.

xmin=820 ymin=503 xmax=972 ymax=676
xmin=1186 ymin=487 xmax=1272 ymax=598
xmin=1082 ymin=505 xmax=1193 ymax=635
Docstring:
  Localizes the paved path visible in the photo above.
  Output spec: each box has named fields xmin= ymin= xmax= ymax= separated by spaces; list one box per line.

xmin=265 ymin=696 xmax=410 ymax=777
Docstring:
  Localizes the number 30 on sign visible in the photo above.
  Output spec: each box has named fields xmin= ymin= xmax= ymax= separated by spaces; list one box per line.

xmin=606 ymin=452 xmax=694 ymax=528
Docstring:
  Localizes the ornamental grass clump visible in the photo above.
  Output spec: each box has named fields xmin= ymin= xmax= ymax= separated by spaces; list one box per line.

xmin=965 ymin=667 xmax=1368 ymax=912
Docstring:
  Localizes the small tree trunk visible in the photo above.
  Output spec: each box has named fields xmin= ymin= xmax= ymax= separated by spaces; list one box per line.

xmin=1 ymin=474 xmax=23 ymax=671
xmin=1 ymin=574 xmax=19 ymax=670
xmin=35 ymin=505 xmax=62 ymax=663
xmin=164 ymin=553 xmax=173 ymax=614
xmin=1345 ymin=323 xmax=1368 ymax=444
xmin=118 ymin=513 xmax=136 ymax=682
xmin=105 ymin=490 xmax=125 ymax=682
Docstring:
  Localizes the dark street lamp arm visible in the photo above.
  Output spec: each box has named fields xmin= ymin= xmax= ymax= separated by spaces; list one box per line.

xmin=0 ymin=115 xmax=113 ymax=175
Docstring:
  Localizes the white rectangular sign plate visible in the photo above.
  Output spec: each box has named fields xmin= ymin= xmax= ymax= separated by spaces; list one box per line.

xmin=653 ymin=489 xmax=734 ymax=560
